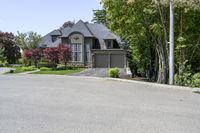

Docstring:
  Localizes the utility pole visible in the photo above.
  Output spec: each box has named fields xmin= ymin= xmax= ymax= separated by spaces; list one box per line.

xmin=169 ymin=0 xmax=174 ymax=85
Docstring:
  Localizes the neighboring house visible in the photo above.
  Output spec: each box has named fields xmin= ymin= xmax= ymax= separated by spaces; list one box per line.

xmin=39 ymin=20 xmax=128 ymax=68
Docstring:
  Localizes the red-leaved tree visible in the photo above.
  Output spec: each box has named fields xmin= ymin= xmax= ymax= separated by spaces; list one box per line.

xmin=24 ymin=48 xmax=43 ymax=67
xmin=58 ymin=44 xmax=72 ymax=67
xmin=43 ymin=47 xmax=59 ymax=69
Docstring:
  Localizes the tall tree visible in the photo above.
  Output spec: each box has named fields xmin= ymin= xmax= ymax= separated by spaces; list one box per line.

xmin=0 ymin=32 xmax=21 ymax=64
xmin=16 ymin=31 xmax=42 ymax=50
xmin=101 ymin=0 xmax=200 ymax=84
xmin=92 ymin=9 xmax=108 ymax=26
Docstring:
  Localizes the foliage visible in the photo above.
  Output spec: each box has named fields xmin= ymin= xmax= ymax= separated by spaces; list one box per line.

xmin=109 ymin=68 xmax=120 ymax=78
xmin=43 ymin=47 xmax=59 ymax=69
xmin=24 ymin=48 xmax=43 ymax=68
xmin=10 ymin=66 xmax=36 ymax=74
xmin=0 ymin=48 xmax=6 ymax=63
xmin=58 ymin=44 xmax=72 ymax=67
xmin=16 ymin=31 xmax=42 ymax=50
xmin=191 ymin=73 xmax=200 ymax=88
xmin=92 ymin=9 xmax=108 ymax=26
xmin=40 ymin=67 xmax=52 ymax=71
xmin=0 ymin=32 xmax=21 ymax=64
xmin=39 ymin=61 xmax=48 ymax=68
xmin=101 ymin=0 xmax=200 ymax=84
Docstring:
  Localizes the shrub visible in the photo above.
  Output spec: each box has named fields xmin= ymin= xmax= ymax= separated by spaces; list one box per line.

xmin=21 ymin=66 xmax=35 ymax=71
xmin=109 ymin=68 xmax=120 ymax=78
xmin=9 ymin=69 xmax=14 ymax=73
xmin=39 ymin=62 xmax=48 ymax=68
xmin=191 ymin=73 xmax=200 ymax=88
xmin=40 ymin=67 xmax=52 ymax=71
xmin=174 ymin=72 xmax=192 ymax=86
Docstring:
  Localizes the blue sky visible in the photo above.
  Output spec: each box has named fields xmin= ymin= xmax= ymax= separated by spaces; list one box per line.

xmin=0 ymin=0 xmax=102 ymax=35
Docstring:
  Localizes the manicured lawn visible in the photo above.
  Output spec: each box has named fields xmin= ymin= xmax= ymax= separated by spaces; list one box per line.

xmin=32 ymin=68 xmax=84 ymax=75
xmin=5 ymin=66 xmax=37 ymax=74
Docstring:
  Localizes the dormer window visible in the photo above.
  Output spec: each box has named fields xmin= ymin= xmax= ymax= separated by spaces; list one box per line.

xmin=105 ymin=40 xmax=113 ymax=49
xmin=52 ymin=35 xmax=59 ymax=42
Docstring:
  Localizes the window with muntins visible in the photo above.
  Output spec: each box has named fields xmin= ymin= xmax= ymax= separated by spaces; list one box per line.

xmin=86 ymin=44 xmax=90 ymax=62
xmin=70 ymin=44 xmax=82 ymax=62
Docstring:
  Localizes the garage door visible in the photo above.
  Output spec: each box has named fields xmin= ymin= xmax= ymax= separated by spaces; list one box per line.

xmin=94 ymin=54 xmax=109 ymax=68
xmin=110 ymin=54 xmax=124 ymax=68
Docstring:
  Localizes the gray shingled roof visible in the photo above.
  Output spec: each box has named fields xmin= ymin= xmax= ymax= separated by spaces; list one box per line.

xmin=50 ymin=29 xmax=62 ymax=36
xmin=86 ymin=23 xmax=123 ymax=49
xmin=39 ymin=20 xmax=125 ymax=49
xmin=61 ymin=20 xmax=94 ymax=37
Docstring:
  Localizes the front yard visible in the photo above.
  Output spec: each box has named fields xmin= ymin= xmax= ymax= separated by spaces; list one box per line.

xmin=32 ymin=68 xmax=84 ymax=75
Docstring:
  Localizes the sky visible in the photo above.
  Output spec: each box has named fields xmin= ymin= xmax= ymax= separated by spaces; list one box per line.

xmin=0 ymin=0 xmax=102 ymax=36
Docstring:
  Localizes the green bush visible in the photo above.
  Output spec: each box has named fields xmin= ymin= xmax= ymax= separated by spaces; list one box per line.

xmin=21 ymin=66 xmax=35 ymax=71
xmin=39 ymin=62 xmax=48 ymax=68
xmin=40 ymin=67 xmax=52 ymax=71
xmin=191 ymin=73 xmax=200 ymax=88
xmin=174 ymin=72 xmax=192 ymax=86
xmin=9 ymin=69 xmax=14 ymax=73
xmin=56 ymin=65 xmax=74 ymax=70
xmin=109 ymin=68 xmax=120 ymax=78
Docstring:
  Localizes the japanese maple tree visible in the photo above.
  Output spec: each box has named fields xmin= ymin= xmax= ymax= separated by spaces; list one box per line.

xmin=58 ymin=44 xmax=72 ymax=67
xmin=44 ymin=47 xmax=59 ymax=69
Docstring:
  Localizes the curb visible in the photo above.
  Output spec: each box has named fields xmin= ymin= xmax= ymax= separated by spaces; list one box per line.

xmin=104 ymin=77 xmax=194 ymax=91
xmin=16 ymin=69 xmax=40 ymax=75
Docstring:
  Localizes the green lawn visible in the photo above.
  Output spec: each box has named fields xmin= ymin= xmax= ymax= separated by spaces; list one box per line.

xmin=5 ymin=66 xmax=37 ymax=74
xmin=32 ymin=68 xmax=84 ymax=75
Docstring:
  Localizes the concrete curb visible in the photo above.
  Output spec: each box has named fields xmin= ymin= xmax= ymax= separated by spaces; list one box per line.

xmin=192 ymin=88 xmax=200 ymax=94
xmin=68 ymin=76 xmax=195 ymax=91
xmin=16 ymin=69 xmax=40 ymax=75
xmin=104 ymin=77 xmax=195 ymax=91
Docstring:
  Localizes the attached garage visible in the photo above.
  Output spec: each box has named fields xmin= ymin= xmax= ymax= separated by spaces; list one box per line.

xmin=92 ymin=50 xmax=127 ymax=68
xmin=94 ymin=54 xmax=109 ymax=68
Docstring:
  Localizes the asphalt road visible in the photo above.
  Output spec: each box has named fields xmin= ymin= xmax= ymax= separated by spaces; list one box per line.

xmin=0 ymin=75 xmax=200 ymax=133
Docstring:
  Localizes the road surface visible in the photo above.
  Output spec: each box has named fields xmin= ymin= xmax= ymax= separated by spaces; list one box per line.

xmin=0 ymin=75 xmax=199 ymax=133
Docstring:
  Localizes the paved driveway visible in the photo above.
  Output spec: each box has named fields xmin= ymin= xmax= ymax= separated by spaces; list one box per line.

xmin=0 ymin=67 xmax=11 ymax=74
xmin=0 ymin=75 xmax=200 ymax=133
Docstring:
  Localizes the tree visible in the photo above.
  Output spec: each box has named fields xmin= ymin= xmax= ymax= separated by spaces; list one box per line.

xmin=44 ymin=47 xmax=59 ymax=69
xmin=92 ymin=9 xmax=108 ymax=26
xmin=0 ymin=32 xmax=21 ymax=64
xmin=24 ymin=48 xmax=43 ymax=67
xmin=16 ymin=31 xmax=42 ymax=50
xmin=0 ymin=48 xmax=6 ymax=63
xmin=58 ymin=44 xmax=72 ymax=67
xmin=101 ymin=0 xmax=200 ymax=84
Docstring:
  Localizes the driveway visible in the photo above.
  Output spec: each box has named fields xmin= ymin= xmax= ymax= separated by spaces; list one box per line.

xmin=0 ymin=67 xmax=11 ymax=74
xmin=72 ymin=68 xmax=126 ymax=77
xmin=0 ymin=75 xmax=200 ymax=133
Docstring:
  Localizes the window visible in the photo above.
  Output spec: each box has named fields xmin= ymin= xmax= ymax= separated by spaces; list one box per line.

xmin=70 ymin=44 xmax=82 ymax=62
xmin=52 ymin=36 xmax=58 ymax=42
xmin=86 ymin=44 xmax=90 ymax=62
xmin=105 ymin=40 xmax=113 ymax=49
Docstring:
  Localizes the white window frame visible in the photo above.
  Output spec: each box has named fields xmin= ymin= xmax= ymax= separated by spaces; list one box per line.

xmin=70 ymin=43 xmax=82 ymax=62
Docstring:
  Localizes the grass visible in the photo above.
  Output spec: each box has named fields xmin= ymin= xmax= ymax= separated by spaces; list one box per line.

xmin=5 ymin=66 xmax=37 ymax=74
xmin=32 ymin=68 xmax=84 ymax=75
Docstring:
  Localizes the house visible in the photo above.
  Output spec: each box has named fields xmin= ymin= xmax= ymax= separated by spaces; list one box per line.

xmin=39 ymin=20 xmax=128 ymax=68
